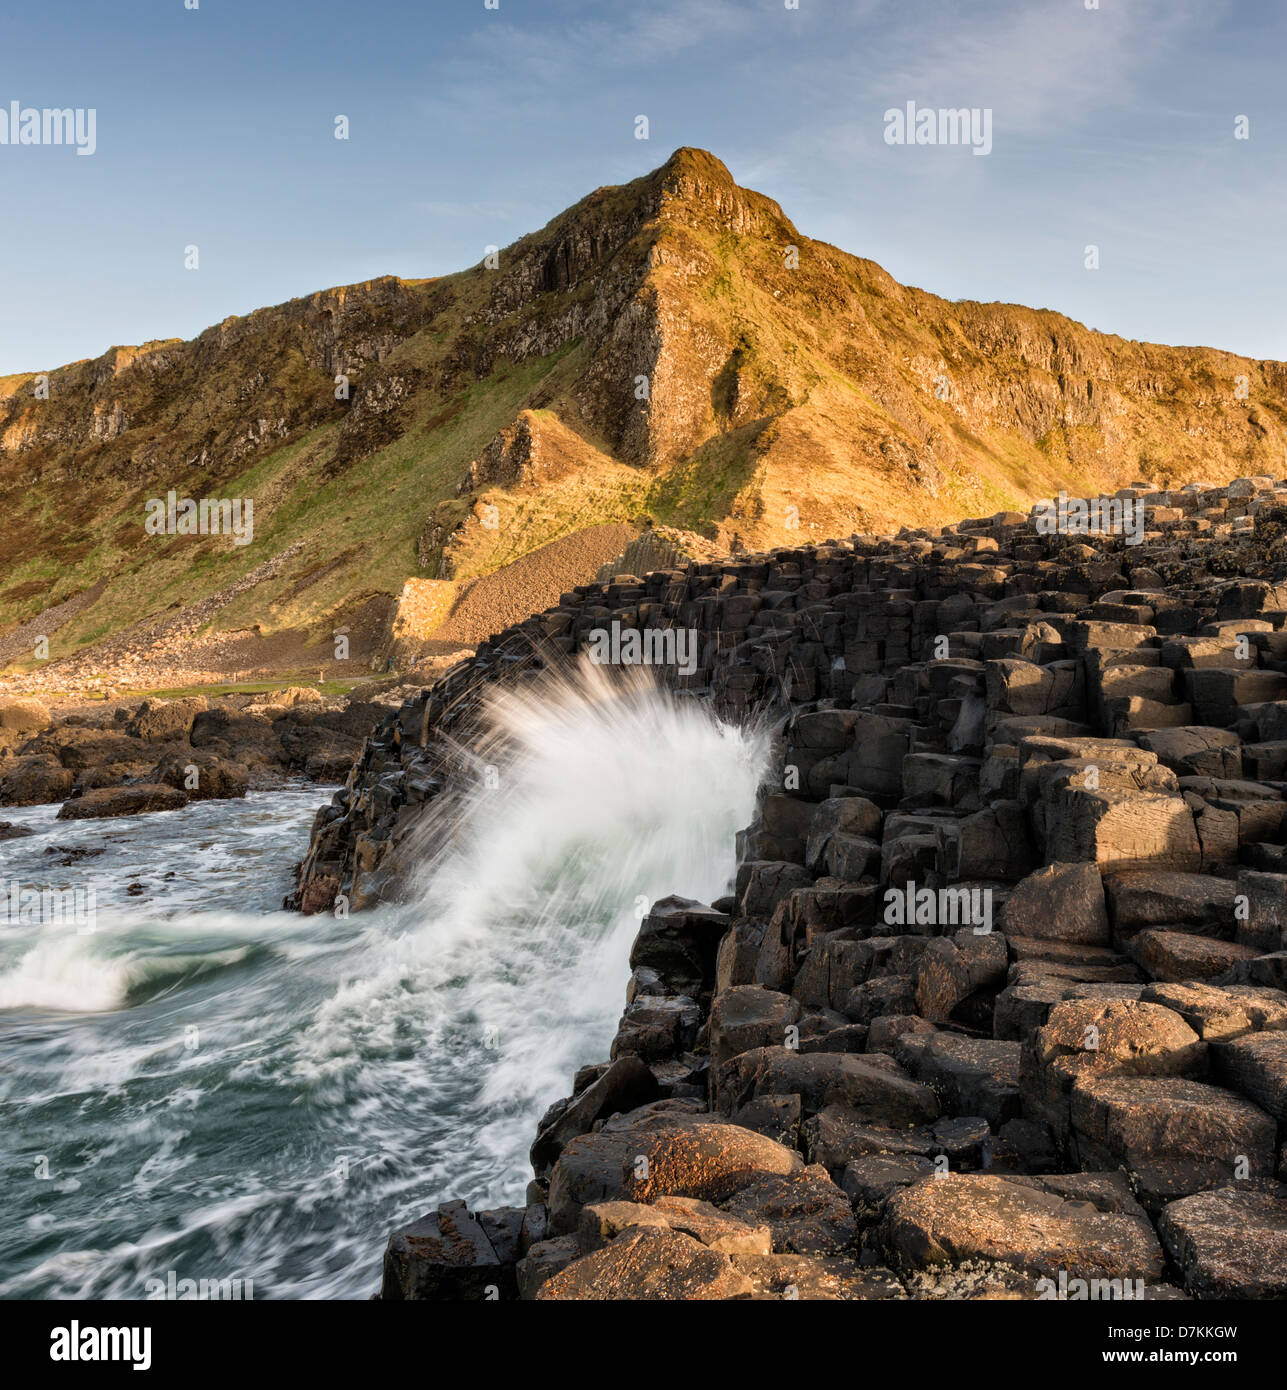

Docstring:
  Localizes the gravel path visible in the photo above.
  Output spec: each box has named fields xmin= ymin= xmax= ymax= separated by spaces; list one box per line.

xmin=436 ymin=523 xmax=642 ymax=644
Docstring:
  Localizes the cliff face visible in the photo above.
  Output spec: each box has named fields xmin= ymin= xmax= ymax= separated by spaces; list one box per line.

xmin=0 ymin=277 xmax=433 ymax=478
xmin=2 ymin=147 xmax=1284 ymax=674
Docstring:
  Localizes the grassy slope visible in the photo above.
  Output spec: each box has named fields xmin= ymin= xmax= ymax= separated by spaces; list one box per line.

xmin=3 ymin=149 xmax=1285 ymax=672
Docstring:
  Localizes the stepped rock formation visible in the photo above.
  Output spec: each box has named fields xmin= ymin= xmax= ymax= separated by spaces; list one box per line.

xmin=293 ymin=476 xmax=1287 ymax=1299
xmin=4 ymin=149 xmax=1286 ymax=679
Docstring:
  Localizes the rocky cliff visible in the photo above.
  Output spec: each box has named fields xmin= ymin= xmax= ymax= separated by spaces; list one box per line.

xmin=4 ymin=149 xmax=1286 ymax=682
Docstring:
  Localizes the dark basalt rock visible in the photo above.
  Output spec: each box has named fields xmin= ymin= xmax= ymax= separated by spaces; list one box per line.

xmin=530 ymin=1055 xmax=659 ymax=1178
xmin=380 ymin=1200 xmax=522 ymax=1300
xmin=56 ymin=783 xmax=189 ymax=819
xmin=310 ymin=479 xmax=1287 ymax=1298
xmin=150 ymin=749 xmax=249 ymax=800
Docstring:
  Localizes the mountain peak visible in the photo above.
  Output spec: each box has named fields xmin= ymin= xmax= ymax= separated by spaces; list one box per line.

xmin=647 ymin=147 xmax=793 ymax=239
xmin=657 ymin=146 xmax=735 ymax=184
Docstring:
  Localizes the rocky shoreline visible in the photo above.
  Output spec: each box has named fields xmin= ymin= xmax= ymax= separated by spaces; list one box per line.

xmin=299 ymin=478 xmax=1286 ymax=1298
xmin=0 ymin=678 xmax=443 ymax=824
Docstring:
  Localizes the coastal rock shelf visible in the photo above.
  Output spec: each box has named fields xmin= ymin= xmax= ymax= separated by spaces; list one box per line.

xmin=291 ymin=478 xmax=1287 ymax=1300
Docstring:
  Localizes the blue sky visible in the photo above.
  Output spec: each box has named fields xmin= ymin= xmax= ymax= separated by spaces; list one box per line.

xmin=1 ymin=0 xmax=1284 ymax=375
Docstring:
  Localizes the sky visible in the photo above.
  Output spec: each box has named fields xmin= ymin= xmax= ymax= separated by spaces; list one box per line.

xmin=1 ymin=0 xmax=1284 ymax=375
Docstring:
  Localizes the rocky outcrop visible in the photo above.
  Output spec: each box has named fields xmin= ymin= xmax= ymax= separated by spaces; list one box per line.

xmin=0 ymin=696 xmax=50 ymax=745
xmin=56 ymin=783 xmax=188 ymax=819
xmin=0 ymin=690 xmax=399 ymax=813
xmin=288 ymin=476 xmax=1287 ymax=1299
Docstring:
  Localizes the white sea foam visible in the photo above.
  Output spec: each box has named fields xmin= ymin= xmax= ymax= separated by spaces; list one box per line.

xmin=296 ymin=659 xmax=768 ymax=1177
xmin=0 ymin=668 xmax=770 ymax=1297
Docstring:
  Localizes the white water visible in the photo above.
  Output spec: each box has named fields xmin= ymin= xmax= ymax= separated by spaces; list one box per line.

xmin=0 ymin=664 xmax=768 ymax=1298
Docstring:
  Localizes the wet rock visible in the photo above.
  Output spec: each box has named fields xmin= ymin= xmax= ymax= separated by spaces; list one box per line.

xmin=804 ymin=796 xmax=883 ymax=873
xmin=708 ymin=986 xmax=801 ymax=1073
xmin=381 ymin=1200 xmax=520 ymax=1300
xmin=714 ymin=918 xmax=766 ymax=991
xmin=56 ymin=783 xmax=189 ymax=819
xmin=789 ymin=931 xmax=879 ymax=1012
xmin=298 ymin=872 xmax=341 ymax=916
xmin=630 ymin=896 xmax=731 ymax=996
xmin=755 ymin=793 xmax=815 ymax=862
xmin=716 ymin=1046 xmax=939 ymax=1126
xmin=43 ymin=843 xmax=104 ymax=866
xmin=610 ymin=993 xmax=702 ymax=1061
xmin=530 ymin=1055 xmax=659 ymax=1175
xmin=824 ymin=833 xmax=882 ymax=881
xmin=737 ymin=861 xmax=814 ymax=920
xmin=150 ymin=749 xmax=249 ymax=800
xmin=846 ymin=714 xmax=914 ymax=798
xmin=0 ymin=758 xmax=75 ymax=806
